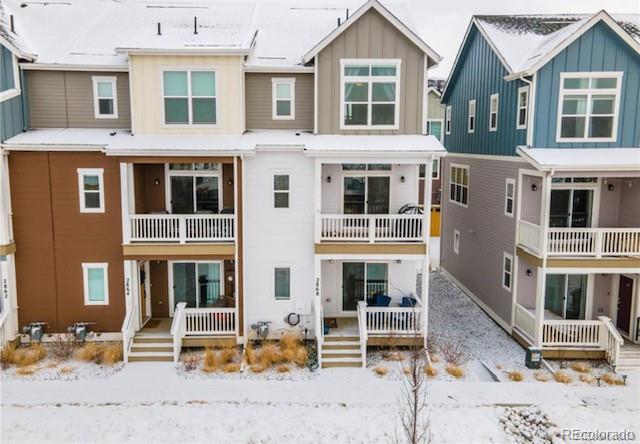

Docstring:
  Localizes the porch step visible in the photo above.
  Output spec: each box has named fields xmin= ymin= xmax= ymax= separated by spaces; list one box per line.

xmin=321 ymin=341 xmax=361 ymax=350
xmin=132 ymin=335 xmax=173 ymax=344
xmin=324 ymin=336 xmax=360 ymax=342
xmin=321 ymin=357 xmax=363 ymax=368
xmin=130 ymin=343 xmax=174 ymax=353
xmin=322 ymin=352 xmax=362 ymax=359
xmin=127 ymin=351 xmax=173 ymax=362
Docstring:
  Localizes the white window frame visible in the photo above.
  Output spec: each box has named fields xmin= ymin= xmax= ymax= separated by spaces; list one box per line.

xmin=274 ymin=266 xmax=292 ymax=301
xmin=164 ymin=163 xmax=223 ymax=213
xmin=82 ymin=263 xmax=109 ymax=306
xmin=77 ymin=168 xmax=105 ymax=213
xmin=273 ymin=173 xmax=290 ymax=209
xmin=555 ymin=71 xmax=623 ymax=143
xmin=431 ymin=158 xmax=439 ymax=180
xmin=502 ymin=253 xmax=513 ymax=292
xmin=449 ymin=163 xmax=469 ymax=208
xmin=92 ymin=76 xmax=118 ymax=119
xmin=504 ymin=178 xmax=515 ymax=217
xmin=467 ymin=100 xmax=476 ymax=133
xmin=0 ymin=53 xmax=21 ymax=102
xmin=445 ymin=106 xmax=452 ymax=135
xmin=453 ymin=230 xmax=460 ymax=255
xmin=161 ymin=68 xmax=218 ymax=127
xmin=489 ymin=93 xmax=498 ymax=131
xmin=339 ymin=58 xmax=401 ymax=130
xmin=272 ymin=78 xmax=295 ymax=120
xmin=516 ymin=86 xmax=529 ymax=130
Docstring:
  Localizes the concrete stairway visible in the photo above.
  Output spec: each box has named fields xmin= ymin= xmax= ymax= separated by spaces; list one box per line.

xmin=321 ymin=335 xmax=363 ymax=368
xmin=616 ymin=343 xmax=640 ymax=371
xmin=128 ymin=333 xmax=174 ymax=362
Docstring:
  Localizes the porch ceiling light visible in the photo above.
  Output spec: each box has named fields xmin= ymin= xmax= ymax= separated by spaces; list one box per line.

xmin=400 ymin=176 xmax=406 ymax=183
xmin=607 ymin=183 xmax=615 ymax=192
xmin=526 ymin=269 xmax=533 ymax=276
xmin=531 ymin=183 xmax=537 ymax=191
xmin=327 ymin=176 xmax=332 ymax=183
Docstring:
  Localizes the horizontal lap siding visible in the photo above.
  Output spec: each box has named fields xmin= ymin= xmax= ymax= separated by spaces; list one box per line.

xmin=533 ymin=22 xmax=640 ymax=148
xmin=442 ymin=27 xmax=526 ymax=156
xmin=317 ymin=8 xmax=424 ymax=135
xmin=27 ymin=71 xmax=131 ymax=128
xmin=245 ymin=73 xmax=313 ymax=130
xmin=440 ymin=156 xmax=529 ymax=325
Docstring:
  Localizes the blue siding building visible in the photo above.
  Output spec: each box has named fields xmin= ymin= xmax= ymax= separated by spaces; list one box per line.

xmin=0 ymin=43 xmax=26 ymax=142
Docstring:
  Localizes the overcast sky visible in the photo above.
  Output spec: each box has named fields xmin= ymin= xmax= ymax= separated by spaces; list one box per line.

xmin=407 ymin=0 xmax=639 ymax=78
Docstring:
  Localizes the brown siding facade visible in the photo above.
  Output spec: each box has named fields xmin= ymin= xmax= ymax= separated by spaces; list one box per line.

xmin=9 ymin=151 xmax=125 ymax=332
xmin=317 ymin=9 xmax=425 ymax=135
xmin=245 ymin=73 xmax=314 ymax=130
xmin=27 ymin=71 xmax=131 ymax=129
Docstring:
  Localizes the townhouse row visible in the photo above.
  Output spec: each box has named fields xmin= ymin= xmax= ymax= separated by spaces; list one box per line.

xmin=0 ymin=0 xmax=443 ymax=367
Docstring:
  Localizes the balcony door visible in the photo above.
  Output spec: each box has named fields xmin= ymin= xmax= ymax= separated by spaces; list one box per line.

xmin=342 ymin=262 xmax=388 ymax=312
xmin=549 ymin=189 xmax=594 ymax=228
xmin=544 ymin=274 xmax=588 ymax=320
xmin=171 ymin=261 xmax=222 ymax=314
xmin=168 ymin=163 xmax=221 ymax=214
xmin=343 ymin=176 xmax=390 ymax=214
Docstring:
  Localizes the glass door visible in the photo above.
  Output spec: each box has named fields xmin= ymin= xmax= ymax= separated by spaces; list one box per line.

xmin=172 ymin=261 xmax=221 ymax=312
xmin=169 ymin=163 xmax=220 ymax=214
xmin=343 ymin=177 xmax=366 ymax=214
xmin=342 ymin=262 xmax=389 ymax=312
xmin=367 ymin=177 xmax=390 ymax=214
xmin=343 ymin=176 xmax=390 ymax=214
xmin=170 ymin=176 xmax=194 ymax=214
xmin=544 ymin=274 xmax=588 ymax=319
xmin=549 ymin=189 xmax=593 ymax=228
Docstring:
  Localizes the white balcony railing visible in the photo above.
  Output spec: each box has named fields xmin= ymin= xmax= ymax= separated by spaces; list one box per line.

xmin=517 ymin=221 xmax=640 ymax=258
xmin=184 ymin=307 xmax=236 ymax=336
xmin=513 ymin=304 xmax=536 ymax=342
xmin=358 ymin=296 xmax=424 ymax=337
xmin=320 ymin=214 xmax=423 ymax=243
xmin=128 ymin=214 xmax=235 ymax=243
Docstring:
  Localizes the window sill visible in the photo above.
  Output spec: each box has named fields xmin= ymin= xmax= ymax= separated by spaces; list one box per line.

xmin=555 ymin=137 xmax=617 ymax=143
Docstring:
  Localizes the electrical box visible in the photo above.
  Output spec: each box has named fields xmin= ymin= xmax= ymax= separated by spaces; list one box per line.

xmin=525 ymin=347 xmax=542 ymax=369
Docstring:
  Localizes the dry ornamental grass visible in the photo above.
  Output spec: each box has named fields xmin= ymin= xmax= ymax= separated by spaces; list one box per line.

xmin=222 ymin=363 xmax=241 ymax=373
xmin=276 ymin=365 xmax=290 ymax=373
xmin=14 ymin=344 xmax=47 ymax=367
xmin=202 ymin=348 xmax=218 ymax=372
xmin=569 ymin=362 xmax=591 ymax=373
xmin=602 ymin=373 xmax=624 ymax=385
xmin=16 ymin=366 xmax=39 ymax=376
xmin=249 ymin=363 xmax=266 ymax=373
xmin=244 ymin=342 xmax=257 ymax=365
xmin=534 ymin=372 xmax=551 ymax=382
xmin=507 ymin=370 xmax=524 ymax=382
xmin=579 ymin=374 xmax=595 ymax=384
xmin=445 ymin=364 xmax=465 ymax=378
xmin=219 ymin=346 xmax=238 ymax=365
xmin=374 ymin=366 xmax=389 ymax=376
xmin=424 ymin=364 xmax=437 ymax=377
xmin=554 ymin=370 xmax=572 ymax=384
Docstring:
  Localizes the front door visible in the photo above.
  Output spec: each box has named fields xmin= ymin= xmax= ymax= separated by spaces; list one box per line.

xmin=617 ymin=276 xmax=633 ymax=335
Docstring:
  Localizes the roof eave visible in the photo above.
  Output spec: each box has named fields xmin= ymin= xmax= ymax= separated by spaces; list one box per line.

xmin=115 ymin=47 xmax=251 ymax=56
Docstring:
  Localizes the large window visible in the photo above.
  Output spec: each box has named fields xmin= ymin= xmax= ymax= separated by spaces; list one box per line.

xmin=489 ymin=93 xmax=498 ymax=131
xmin=272 ymin=78 xmax=295 ymax=120
xmin=449 ymin=164 xmax=469 ymax=207
xmin=82 ymin=263 xmax=109 ymax=305
xmin=163 ymin=70 xmax=217 ymax=125
xmin=168 ymin=163 xmax=221 ymax=214
xmin=341 ymin=59 xmax=400 ymax=129
xmin=92 ymin=76 xmax=117 ymax=119
xmin=274 ymin=267 xmax=291 ymax=300
xmin=467 ymin=99 xmax=476 ymax=133
xmin=172 ymin=261 xmax=222 ymax=309
xmin=77 ymin=168 xmax=104 ymax=213
xmin=517 ymin=86 xmax=528 ymax=129
xmin=557 ymin=72 xmax=621 ymax=142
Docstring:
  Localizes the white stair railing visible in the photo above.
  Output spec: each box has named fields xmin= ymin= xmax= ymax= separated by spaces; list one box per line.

xmin=121 ymin=304 xmax=138 ymax=363
xmin=170 ymin=302 xmax=187 ymax=363
xmin=0 ymin=309 xmax=10 ymax=349
xmin=514 ymin=304 xmax=536 ymax=342
xmin=317 ymin=303 xmax=324 ymax=369
xmin=357 ymin=301 xmax=368 ymax=368
xmin=599 ymin=316 xmax=623 ymax=369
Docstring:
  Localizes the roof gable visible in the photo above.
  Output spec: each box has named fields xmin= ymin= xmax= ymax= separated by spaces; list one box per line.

xmin=302 ymin=0 xmax=441 ymax=65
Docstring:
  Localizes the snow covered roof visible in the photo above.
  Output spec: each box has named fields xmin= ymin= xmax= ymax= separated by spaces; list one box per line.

xmin=4 ymin=0 xmax=436 ymax=70
xmin=0 ymin=1 xmax=35 ymax=59
xmin=1 ymin=129 xmax=446 ymax=157
xmin=517 ymin=146 xmax=640 ymax=172
xmin=442 ymin=11 xmax=640 ymax=99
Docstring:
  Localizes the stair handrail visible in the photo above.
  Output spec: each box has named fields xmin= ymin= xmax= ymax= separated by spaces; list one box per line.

xmin=598 ymin=316 xmax=623 ymax=369
xmin=357 ymin=301 xmax=368 ymax=368
xmin=316 ymin=302 xmax=323 ymax=369
xmin=121 ymin=304 xmax=137 ymax=363
xmin=171 ymin=303 xmax=187 ymax=363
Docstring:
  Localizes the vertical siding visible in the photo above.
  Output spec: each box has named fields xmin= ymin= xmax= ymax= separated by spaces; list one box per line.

xmin=442 ymin=26 xmax=527 ymax=156
xmin=0 ymin=45 xmax=15 ymax=92
xmin=317 ymin=9 xmax=425 ymax=135
xmin=533 ymin=22 xmax=640 ymax=148
xmin=245 ymin=73 xmax=314 ymax=130
xmin=0 ymin=94 xmax=25 ymax=142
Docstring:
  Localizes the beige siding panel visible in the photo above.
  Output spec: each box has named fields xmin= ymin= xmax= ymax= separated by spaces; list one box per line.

xmin=28 ymin=71 xmax=68 ymax=128
xmin=427 ymin=90 xmax=444 ymax=120
xmin=245 ymin=73 xmax=313 ymax=130
xmin=317 ymin=9 xmax=424 ymax=135
xmin=64 ymin=72 xmax=131 ymax=128
xmin=129 ymin=54 xmax=244 ymax=135
xmin=28 ymin=71 xmax=131 ymax=129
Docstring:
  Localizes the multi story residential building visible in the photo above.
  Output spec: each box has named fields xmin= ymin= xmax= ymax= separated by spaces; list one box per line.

xmin=0 ymin=0 xmax=444 ymax=368
xmin=440 ymin=12 xmax=640 ymax=370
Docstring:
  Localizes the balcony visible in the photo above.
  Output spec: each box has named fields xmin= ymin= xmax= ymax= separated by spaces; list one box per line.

xmin=320 ymin=214 xmax=423 ymax=243
xmin=129 ymin=214 xmax=235 ymax=243
xmin=517 ymin=221 xmax=640 ymax=258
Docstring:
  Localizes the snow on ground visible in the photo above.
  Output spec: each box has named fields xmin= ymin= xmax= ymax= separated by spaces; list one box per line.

xmin=1 ymin=358 xmax=124 ymax=382
xmin=429 ymin=236 xmax=440 ymax=270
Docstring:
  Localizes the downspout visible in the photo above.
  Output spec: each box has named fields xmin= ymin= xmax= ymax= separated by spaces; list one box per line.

xmin=20 ymin=69 xmax=29 ymax=133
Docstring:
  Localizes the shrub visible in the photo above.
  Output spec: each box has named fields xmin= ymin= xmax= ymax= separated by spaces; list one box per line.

xmin=202 ymin=348 xmax=217 ymax=372
xmin=249 ymin=363 xmax=266 ymax=373
xmin=219 ymin=346 xmax=238 ymax=365
xmin=279 ymin=333 xmax=301 ymax=351
xmin=508 ymin=370 xmax=524 ymax=382
xmin=102 ymin=344 xmax=123 ymax=364
xmin=373 ymin=366 xmax=388 ymax=377
xmin=245 ymin=341 xmax=257 ymax=365
xmin=259 ymin=344 xmax=283 ymax=367
xmin=439 ymin=341 xmax=466 ymax=366
xmin=182 ymin=353 xmax=201 ymax=372
xmin=580 ymin=374 xmax=595 ymax=384
xmin=1 ymin=343 xmax=16 ymax=367
xmin=15 ymin=344 xmax=47 ymax=367
xmin=602 ymin=373 xmax=624 ymax=385
xmin=276 ymin=365 xmax=290 ymax=373
xmin=424 ymin=364 xmax=437 ymax=377
xmin=569 ymin=362 xmax=591 ymax=373
xmin=293 ymin=346 xmax=308 ymax=367
xmin=50 ymin=334 xmax=78 ymax=360
xmin=554 ymin=370 xmax=572 ymax=384
xmin=534 ymin=372 xmax=550 ymax=382
xmin=445 ymin=364 xmax=465 ymax=378
xmin=16 ymin=365 xmax=38 ymax=376
xmin=76 ymin=343 xmax=105 ymax=364
xmin=222 ymin=363 xmax=241 ymax=373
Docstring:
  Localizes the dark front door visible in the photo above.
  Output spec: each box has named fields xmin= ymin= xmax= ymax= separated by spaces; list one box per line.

xmin=616 ymin=276 xmax=633 ymax=335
